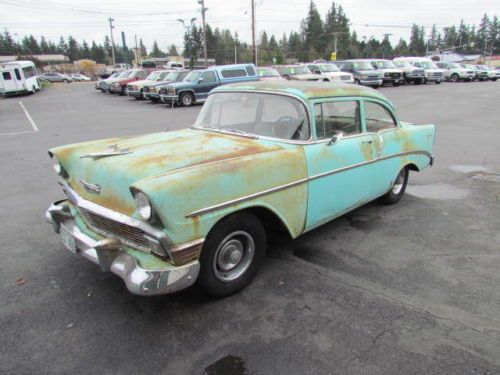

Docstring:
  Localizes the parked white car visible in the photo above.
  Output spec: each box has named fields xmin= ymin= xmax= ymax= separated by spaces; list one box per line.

xmin=306 ymin=63 xmax=354 ymax=83
xmin=71 ymin=73 xmax=91 ymax=82
xmin=435 ymin=62 xmax=475 ymax=82
xmin=475 ymin=65 xmax=500 ymax=81
xmin=393 ymin=57 xmax=444 ymax=84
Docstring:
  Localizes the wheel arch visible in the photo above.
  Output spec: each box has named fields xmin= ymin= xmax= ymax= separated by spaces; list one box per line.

xmin=405 ymin=162 xmax=420 ymax=172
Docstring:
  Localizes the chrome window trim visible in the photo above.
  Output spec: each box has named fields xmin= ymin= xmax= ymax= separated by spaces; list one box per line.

xmin=186 ymin=150 xmax=432 ymax=218
xmin=198 ymin=89 xmax=315 ymax=145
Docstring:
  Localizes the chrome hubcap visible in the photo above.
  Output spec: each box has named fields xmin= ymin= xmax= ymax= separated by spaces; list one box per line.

xmin=182 ymin=96 xmax=191 ymax=105
xmin=392 ymin=170 xmax=405 ymax=195
xmin=213 ymin=231 xmax=254 ymax=282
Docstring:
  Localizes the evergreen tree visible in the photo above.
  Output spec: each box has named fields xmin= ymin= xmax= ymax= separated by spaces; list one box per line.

xmin=168 ymin=44 xmax=179 ymax=56
xmin=139 ymin=38 xmax=147 ymax=56
xmin=150 ymin=40 xmax=165 ymax=57
xmin=302 ymin=1 xmax=324 ymax=60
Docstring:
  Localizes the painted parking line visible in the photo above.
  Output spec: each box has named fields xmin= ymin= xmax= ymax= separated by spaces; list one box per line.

xmin=0 ymin=101 xmax=39 ymax=136
xmin=19 ymin=101 xmax=39 ymax=132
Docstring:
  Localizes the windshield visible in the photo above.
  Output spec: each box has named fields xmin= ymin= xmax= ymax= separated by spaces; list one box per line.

xmin=258 ymin=68 xmax=281 ymax=77
xmin=117 ymin=70 xmax=132 ymax=78
xmin=476 ymin=65 xmax=488 ymax=70
xmin=320 ymin=64 xmax=340 ymax=72
xmin=394 ymin=61 xmax=410 ymax=68
xmin=145 ymin=71 xmax=160 ymax=80
xmin=450 ymin=63 xmax=461 ymax=68
xmin=287 ymin=66 xmax=311 ymax=75
xmin=376 ymin=61 xmax=396 ymax=69
xmin=184 ymin=71 xmax=202 ymax=82
xmin=352 ymin=62 xmax=374 ymax=70
xmin=194 ymin=92 xmax=310 ymax=141
xmin=419 ymin=62 xmax=437 ymax=69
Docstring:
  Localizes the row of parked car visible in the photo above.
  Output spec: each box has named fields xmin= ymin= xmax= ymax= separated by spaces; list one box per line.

xmin=40 ymin=72 xmax=92 ymax=83
xmin=95 ymin=58 xmax=500 ymax=107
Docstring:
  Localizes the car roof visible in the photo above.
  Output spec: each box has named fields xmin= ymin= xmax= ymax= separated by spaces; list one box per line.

xmin=213 ymin=80 xmax=389 ymax=103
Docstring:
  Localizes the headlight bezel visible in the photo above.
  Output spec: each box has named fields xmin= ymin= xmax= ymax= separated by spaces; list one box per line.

xmin=134 ymin=191 xmax=153 ymax=221
xmin=50 ymin=155 xmax=68 ymax=178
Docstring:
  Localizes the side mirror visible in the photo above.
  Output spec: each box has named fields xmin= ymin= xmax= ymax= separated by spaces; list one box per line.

xmin=327 ymin=131 xmax=344 ymax=146
xmin=198 ymin=77 xmax=204 ymax=83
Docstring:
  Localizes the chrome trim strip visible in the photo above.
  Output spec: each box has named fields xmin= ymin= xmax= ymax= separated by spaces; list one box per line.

xmin=186 ymin=150 xmax=432 ymax=218
xmin=186 ymin=177 xmax=309 ymax=218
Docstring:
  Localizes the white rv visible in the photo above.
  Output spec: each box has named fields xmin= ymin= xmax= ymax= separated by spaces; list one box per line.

xmin=0 ymin=60 xmax=41 ymax=97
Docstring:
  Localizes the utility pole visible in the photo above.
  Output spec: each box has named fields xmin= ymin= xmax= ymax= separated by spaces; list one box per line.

xmin=108 ymin=17 xmax=116 ymax=69
xmin=331 ymin=32 xmax=348 ymax=61
xmin=134 ymin=34 xmax=140 ymax=67
xmin=198 ymin=0 xmax=208 ymax=68
xmin=251 ymin=0 xmax=256 ymax=65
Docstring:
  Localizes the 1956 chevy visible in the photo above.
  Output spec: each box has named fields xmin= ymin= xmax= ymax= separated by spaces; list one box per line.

xmin=45 ymin=81 xmax=435 ymax=297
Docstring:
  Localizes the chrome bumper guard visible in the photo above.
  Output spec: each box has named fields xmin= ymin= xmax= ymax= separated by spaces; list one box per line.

xmin=45 ymin=200 xmax=200 ymax=295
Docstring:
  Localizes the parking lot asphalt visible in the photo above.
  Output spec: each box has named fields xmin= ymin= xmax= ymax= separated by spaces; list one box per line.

xmin=1 ymin=81 xmax=500 ymax=375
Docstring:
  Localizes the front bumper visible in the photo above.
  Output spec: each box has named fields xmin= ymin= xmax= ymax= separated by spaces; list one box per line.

xmin=159 ymin=94 xmax=177 ymax=103
xmin=145 ymin=92 xmax=160 ymax=100
xmin=359 ymin=79 xmax=383 ymax=86
xmin=109 ymin=85 xmax=122 ymax=93
xmin=127 ymin=90 xmax=143 ymax=98
xmin=45 ymin=200 xmax=200 ymax=295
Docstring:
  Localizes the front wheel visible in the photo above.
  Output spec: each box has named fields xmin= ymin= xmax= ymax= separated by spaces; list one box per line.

xmin=197 ymin=212 xmax=266 ymax=298
xmin=379 ymin=167 xmax=409 ymax=205
xmin=435 ymin=81 xmax=441 ymax=84
xmin=179 ymin=92 xmax=194 ymax=107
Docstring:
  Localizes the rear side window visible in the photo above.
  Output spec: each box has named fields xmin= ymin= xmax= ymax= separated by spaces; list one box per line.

xmin=364 ymin=101 xmax=397 ymax=132
xmin=2 ymin=72 xmax=12 ymax=80
xmin=245 ymin=66 xmax=255 ymax=76
xmin=314 ymin=101 xmax=361 ymax=139
xmin=201 ymin=71 xmax=217 ymax=83
xmin=221 ymin=69 xmax=247 ymax=78
xmin=14 ymin=69 xmax=21 ymax=80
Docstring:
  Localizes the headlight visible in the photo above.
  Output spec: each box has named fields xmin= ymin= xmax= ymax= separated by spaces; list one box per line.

xmin=135 ymin=192 xmax=152 ymax=221
xmin=51 ymin=156 xmax=68 ymax=178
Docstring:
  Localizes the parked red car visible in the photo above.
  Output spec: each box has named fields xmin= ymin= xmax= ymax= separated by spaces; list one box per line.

xmin=108 ymin=69 xmax=149 ymax=95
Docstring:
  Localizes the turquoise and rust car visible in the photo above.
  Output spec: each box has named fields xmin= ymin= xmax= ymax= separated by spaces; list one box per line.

xmin=45 ymin=81 xmax=435 ymax=297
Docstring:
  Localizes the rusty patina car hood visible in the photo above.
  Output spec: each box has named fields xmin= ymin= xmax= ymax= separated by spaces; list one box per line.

xmin=49 ymin=129 xmax=283 ymax=216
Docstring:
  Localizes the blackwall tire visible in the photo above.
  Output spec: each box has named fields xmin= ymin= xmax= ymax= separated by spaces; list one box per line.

xmin=379 ymin=167 xmax=409 ymax=205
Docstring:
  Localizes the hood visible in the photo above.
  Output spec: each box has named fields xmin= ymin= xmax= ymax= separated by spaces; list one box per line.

xmin=145 ymin=80 xmax=176 ymax=88
xmin=127 ymin=79 xmax=155 ymax=89
xmin=357 ymin=70 xmax=381 ymax=76
xmin=322 ymin=72 xmax=350 ymax=78
xmin=50 ymin=129 xmax=282 ymax=216
xmin=379 ymin=68 xmax=402 ymax=73
xmin=424 ymin=68 xmax=443 ymax=73
xmin=168 ymin=81 xmax=195 ymax=89
xmin=291 ymin=74 xmax=321 ymax=81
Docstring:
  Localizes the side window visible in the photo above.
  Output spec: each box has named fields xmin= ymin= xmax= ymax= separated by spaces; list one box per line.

xmin=2 ymin=72 xmax=12 ymax=80
xmin=364 ymin=101 xmax=397 ymax=132
xmin=201 ymin=71 xmax=216 ymax=83
xmin=413 ymin=62 xmax=421 ymax=68
xmin=314 ymin=101 xmax=360 ymax=139
xmin=14 ymin=69 xmax=21 ymax=80
xmin=220 ymin=69 xmax=246 ymax=78
xmin=245 ymin=66 xmax=255 ymax=76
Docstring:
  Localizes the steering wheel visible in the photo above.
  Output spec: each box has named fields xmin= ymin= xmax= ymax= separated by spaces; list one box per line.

xmin=272 ymin=116 xmax=298 ymax=138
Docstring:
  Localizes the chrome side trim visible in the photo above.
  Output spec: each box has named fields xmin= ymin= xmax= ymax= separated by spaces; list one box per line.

xmin=186 ymin=177 xmax=309 ymax=218
xmin=186 ymin=150 xmax=432 ymax=218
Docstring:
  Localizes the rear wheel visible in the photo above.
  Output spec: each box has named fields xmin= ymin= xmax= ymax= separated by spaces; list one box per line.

xmin=379 ymin=167 xmax=409 ymax=205
xmin=120 ymin=86 xmax=126 ymax=96
xmin=414 ymin=78 xmax=423 ymax=85
xmin=197 ymin=212 xmax=266 ymax=298
xmin=450 ymin=74 xmax=459 ymax=82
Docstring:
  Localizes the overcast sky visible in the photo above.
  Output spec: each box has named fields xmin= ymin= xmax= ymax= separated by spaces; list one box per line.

xmin=1 ymin=0 xmax=499 ymax=52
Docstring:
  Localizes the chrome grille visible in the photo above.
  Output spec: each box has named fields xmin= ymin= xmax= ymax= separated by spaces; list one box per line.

xmin=79 ymin=208 xmax=150 ymax=252
xmin=340 ymin=75 xmax=351 ymax=80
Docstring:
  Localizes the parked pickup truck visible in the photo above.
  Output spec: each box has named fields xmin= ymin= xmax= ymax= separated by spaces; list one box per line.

xmin=336 ymin=60 xmax=383 ymax=87
xmin=126 ymin=70 xmax=172 ymax=99
xmin=435 ymin=62 xmax=475 ymax=82
xmin=108 ymin=69 xmax=149 ymax=95
xmin=393 ymin=57 xmax=444 ymax=84
xmin=392 ymin=60 xmax=425 ymax=84
xmin=367 ymin=59 xmax=404 ymax=86
xmin=475 ymin=65 xmax=500 ymax=81
xmin=143 ymin=70 xmax=189 ymax=102
xmin=275 ymin=65 xmax=321 ymax=81
xmin=159 ymin=64 xmax=259 ymax=107
xmin=306 ymin=63 xmax=354 ymax=83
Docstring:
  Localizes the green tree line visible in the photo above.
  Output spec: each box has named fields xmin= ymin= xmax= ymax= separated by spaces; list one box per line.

xmin=1 ymin=1 xmax=498 ymax=66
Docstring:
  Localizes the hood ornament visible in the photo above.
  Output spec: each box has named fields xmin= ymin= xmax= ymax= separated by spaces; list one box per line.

xmin=80 ymin=144 xmax=132 ymax=160
xmin=80 ymin=179 xmax=101 ymax=194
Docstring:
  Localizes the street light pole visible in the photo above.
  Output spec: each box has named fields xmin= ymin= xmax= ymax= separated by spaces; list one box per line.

xmin=178 ymin=18 xmax=197 ymax=67
xmin=198 ymin=0 xmax=208 ymax=68
xmin=108 ymin=17 xmax=116 ymax=68
xmin=251 ymin=0 xmax=256 ymax=65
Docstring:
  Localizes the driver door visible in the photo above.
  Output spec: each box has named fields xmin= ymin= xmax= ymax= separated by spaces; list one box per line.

xmin=304 ymin=99 xmax=379 ymax=231
xmin=195 ymin=71 xmax=219 ymax=100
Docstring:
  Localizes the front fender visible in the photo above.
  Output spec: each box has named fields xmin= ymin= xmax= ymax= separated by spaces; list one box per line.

xmin=132 ymin=146 xmax=308 ymax=246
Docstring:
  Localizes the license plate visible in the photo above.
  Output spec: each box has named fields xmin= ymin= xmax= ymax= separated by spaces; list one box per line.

xmin=60 ymin=225 xmax=77 ymax=253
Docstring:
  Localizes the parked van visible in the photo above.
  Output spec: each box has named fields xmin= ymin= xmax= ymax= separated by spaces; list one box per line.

xmin=0 ymin=61 xmax=40 ymax=97
xmin=393 ymin=57 xmax=444 ymax=84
